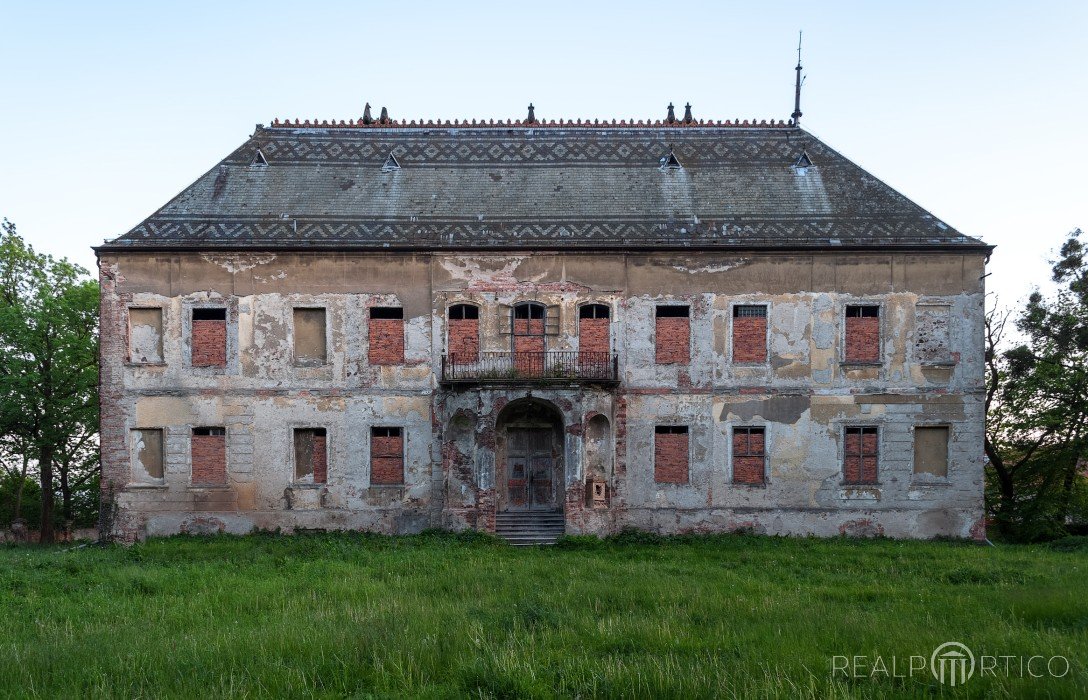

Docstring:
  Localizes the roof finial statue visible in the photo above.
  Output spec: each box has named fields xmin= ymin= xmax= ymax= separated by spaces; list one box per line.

xmin=792 ymin=31 xmax=804 ymax=126
xmin=666 ymin=102 xmax=676 ymax=124
xmin=683 ymin=102 xmax=693 ymax=124
xmin=379 ymin=106 xmax=390 ymax=124
xmin=362 ymin=103 xmax=373 ymax=125
xmin=527 ymin=103 xmax=536 ymax=124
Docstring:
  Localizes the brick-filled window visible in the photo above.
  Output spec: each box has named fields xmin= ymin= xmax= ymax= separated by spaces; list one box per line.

xmin=132 ymin=428 xmax=164 ymax=481
xmin=655 ymin=305 xmax=690 ymax=364
xmin=913 ymin=426 xmax=949 ymax=477
xmin=369 ymin=307 xmax=405 ymax=365
xmin=370 ymin=427 xmax=404 ymax=485
xmin=191 ymin=308 xmax=226 ymax=367
xmin=654 ymin=425 xmax=689 ymax=484
xmin=844 ymin=305 xmax=880 ymax=363
xmin=191 ymin=427 xmax=226 ymax=485
xmin=579 ymin=304 xmax=611 ymax=354
xmin=512 ymin=302 xmax=547 ymax=353
xmin=843 ymin=426 xmax=879 ymax=484
xmin=293 ymin=308 xmax=327 ymax=365
xmin=448 ymin=303 xmax=480 ymax=363
xmin=732 ymin=427 xmax=766 ymax=485
xmin=129 ymin=308 xmax=164 ymax=364
xmin=293 ymin=428 xmax=328 ymax=484
xmin=732 ymin=305 xmax=768 ymax=363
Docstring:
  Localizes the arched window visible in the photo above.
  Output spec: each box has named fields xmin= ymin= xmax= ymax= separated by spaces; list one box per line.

xmin=447 ymin=303 xmax=480 ymax=362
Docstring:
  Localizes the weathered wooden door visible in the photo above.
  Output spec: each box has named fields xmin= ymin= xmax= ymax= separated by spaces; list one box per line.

xmin=506 ymin=428 xmax=556 ymax=511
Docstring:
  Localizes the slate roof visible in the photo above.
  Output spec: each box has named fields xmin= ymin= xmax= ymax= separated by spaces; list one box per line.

xmin=98 ymin=119 xmax=988 ymax=253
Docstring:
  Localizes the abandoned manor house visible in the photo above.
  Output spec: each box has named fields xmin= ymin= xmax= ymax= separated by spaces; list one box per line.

xmin=95 ymin=100 xmax=991 ymax=543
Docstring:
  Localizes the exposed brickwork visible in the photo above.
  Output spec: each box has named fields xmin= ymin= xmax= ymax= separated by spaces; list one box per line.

xmin=844 ymin=430 xmax=879 ymax=484
xmin=732 ymin=317 xmax=767 ymax=363
xmin=845 ymin=316 xmax=880 ymax=363
xmin=579 ymin=317 xmax=610 ymax=354
xmin=654 ymin=431 xmax=689 ymax=484
xmin=192 ymin=320 xmax=226 ymax=367
xmin=191 ymin=434 xmax=227 ymax=485
xmin=654 ymin=317 xmax=690 ymax=364
xmin=732 ymin=430 xmax=765 ymax=485
xmin=368 ymin=318 xmax=405 ymax=365
xmin=371 ymin=434 xmax=404 ymax=485
xmin=514 ymin=319 xmax=545 ymax=373
xmin=448 ymin=318 xmax=479 ymax=361
xmin=313 ymin=434 xmax=327 ymax=484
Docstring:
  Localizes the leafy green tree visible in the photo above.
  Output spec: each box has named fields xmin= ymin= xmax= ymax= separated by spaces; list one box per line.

xmin=986 ymin=229 xmax=1088 ymax=540
xmin=0 ymin=219 xmax=99 ymax=542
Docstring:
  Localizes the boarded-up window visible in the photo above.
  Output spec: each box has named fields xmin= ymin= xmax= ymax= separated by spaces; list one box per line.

xmin=371 ymin=427 xmax=404 ymax=485
xmin=129 ymin=308 xmax=163 ymax=363
xmin=191 ymin=308 xmax=226 ymax=367
xmin=132 ymin=428 xmax=164 ymax=480
xmin=732 ymin=305 xmax=768 ymax=363
xmin=654 ymin=425 xmax=689 ymax=484
xmin=915 ymin=305 xmax=952 ymax=364
xmin=844 ymin=305 xmax=880 ymax=363
xmin=655 ymin=305 xmax=690 ymax=364
xmin=448 ymin=303 xmax=480 ymax=362
xmin=294 ymin=428 xmax=328 ymax=483
xmin=191 ymin=427 xmax=226 ymax=485
xmin=294 ymin=308 xmax=327 ymax=365
xmin=914 ymin=426 xmax=949 ymax=477
xmin=369 ymin=307 xmax=405 ymax=365
xmin=732 ymin=427 xmax=766 ymax=485
xmin=843 ymin=426 xmax=878 ymax=485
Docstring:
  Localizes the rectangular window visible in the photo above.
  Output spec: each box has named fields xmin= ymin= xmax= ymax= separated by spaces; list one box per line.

xmin=732 ymin=427 xmax=766 ymax=485
xmin=191 ymin=307 xmax=227 ymax=367
xmin=293 ymin=308 xmax=327 ymax=365
xmin=844 ymin=305 xmax=880 ymax=363
xmin=370 ymin=427 xmax=404 ymax=485
xmin=655 ymin=305 xmax=690 ymax=364
xmin=732 ymin=305 xmax=768 ymax=363
xmin=448 ymin=304 xmax=481 ymax=362
xmin=369 ymin=307 xmax=405 ymax=365
xmin=913 ymin=426 xmax=949 ymax=477
xmin=843 ymin=426 xmax=879 ymax=485
xmin=654 ymin=425 xmax=689 ymax=484
xmin=129 ymin=308 xmax=164 ymax=364
xmin=191 ymin=427 xmax=226 ymax=485
xmin=293 ymin=428 xmax=328 ymax=483
xmin=132 ymin=428 xmax=164 ymax=481
xmin=915 ymin=305 xmax=952 ymax=364
xmin=579 ymin=304 xmax=611 ymax=356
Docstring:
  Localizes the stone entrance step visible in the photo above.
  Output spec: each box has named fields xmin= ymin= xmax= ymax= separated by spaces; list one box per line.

xmin=495 ymin=510 xmax=566 ymax=546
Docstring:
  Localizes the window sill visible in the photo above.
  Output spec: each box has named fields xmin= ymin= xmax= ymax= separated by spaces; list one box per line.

xmin=839 ymin=485 xmax=881 ymax=501
xmin=125 ymin=361 xmax=167 ymax=368
xmin=293 ymin=361 xmax=329 ymax=368
xmin=920 ymin=361 xmax=956 ymax=368
xmin=188 ymin=484 xmax=231 ymax=491
xmin=732 ymin=481 xmax=767 ymax=488
xmin=288 ymin=482 xmax=327 ymax=490
xmin=127 ymin=482 xmax=167 ymax=489
xmin=369 ymin=483 xmax=405 ymax=488
xmin=841 ymin=361 xmax=882 ymax=368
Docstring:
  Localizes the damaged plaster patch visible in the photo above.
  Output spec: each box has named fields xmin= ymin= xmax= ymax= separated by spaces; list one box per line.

xmin=202 ymin=253 xmax=277 ymax=274
xmin=723 ymin=395 xmax=810 ymax=424
xmin=672 ymin=259 xmax=749 ymax=274
xmin=440 ymin=256 xmax=529 ymax=285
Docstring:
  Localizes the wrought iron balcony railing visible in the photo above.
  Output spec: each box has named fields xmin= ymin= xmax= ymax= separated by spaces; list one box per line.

xmin=441 ymin=351 xmax=619 ymax=384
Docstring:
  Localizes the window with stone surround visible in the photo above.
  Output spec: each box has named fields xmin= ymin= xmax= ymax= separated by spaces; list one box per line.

xmin=654 ymin=305 xmax=690 ymax=364
xmin=913 ymin=426 xmax=949 ymax=477
xmin=369 ymin=307 xmax=405 ymax=365
xmin=844 ymin=305 xmax=880 ymax=363
xmin=732 ymin=305 xmax=768 ymax=363
xmin=293 ymin=428 xmax=328 ymax=484
xmin=293 ymin=308 xmax=327 ymax=365
xmin=131 ymin=428 xmax=164 ymax=482
xmin=732 ymin=426 xmax=766 ymax=485
xmin=129 ymin=308 xmax=163 ymax=364
xmin=447 ymin=303 xmax=480 ymax=362
xmin=191 ymin=427 xmax=226 ymax=486
xmin=370 ymin=427 xmax=404 ymax=485
xmin=843 ymin=426 xmax=879 ymax=485
xmin=191 ymin=308 xmax=226 ymax=367
xmin=654 ymin=425 xmax=689 ymax=484
xmin=579 ymin=304 xmax=611 ymax=355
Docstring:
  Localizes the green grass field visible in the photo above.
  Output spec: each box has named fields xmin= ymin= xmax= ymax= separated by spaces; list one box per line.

xmin=1 ymin=532 xmax=1085 ymax=698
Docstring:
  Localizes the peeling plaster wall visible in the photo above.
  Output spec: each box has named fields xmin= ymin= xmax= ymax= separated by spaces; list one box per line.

xmin=99 ymin=250 xmax=986 ymax=541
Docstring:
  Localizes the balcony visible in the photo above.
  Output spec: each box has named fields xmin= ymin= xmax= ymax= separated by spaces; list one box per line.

xmin=441 ymin=351 xmax=619 ymax=385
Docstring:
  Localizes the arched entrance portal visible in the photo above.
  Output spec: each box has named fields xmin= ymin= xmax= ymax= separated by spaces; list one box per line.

xmin=496 ymin=398 xmax=565 ymax=512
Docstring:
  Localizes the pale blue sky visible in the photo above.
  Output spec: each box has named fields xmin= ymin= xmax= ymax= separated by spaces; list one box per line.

xmin=1 ymin=1 xmax=1084 ymax=308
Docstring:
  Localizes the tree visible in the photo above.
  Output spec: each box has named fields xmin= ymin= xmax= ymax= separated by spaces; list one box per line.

xmin=985 ymin=229 xmax=1088 ymax=540
xmin=0 ymin=219 xmax=99 ymax=542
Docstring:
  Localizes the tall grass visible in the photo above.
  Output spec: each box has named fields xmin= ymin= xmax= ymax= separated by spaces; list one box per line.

xmin=1 ymin=532 xmax=1085 ymax=698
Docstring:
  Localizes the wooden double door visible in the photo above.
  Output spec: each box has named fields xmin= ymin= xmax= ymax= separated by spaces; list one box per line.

xmin=505 ymin=428 xmax=558 ymax=511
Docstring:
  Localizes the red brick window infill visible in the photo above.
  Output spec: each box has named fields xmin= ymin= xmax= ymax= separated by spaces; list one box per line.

xmin=732 ymin=426 xmax=766 ymax=485
xmin=371 ymin=427 xmax=404 ymax=485
xmin=654 ymin=425 xmax=689 ymax=484
xmin=732 ymin=305 xmax=768 ymax=363
xmin=844 ymin=426 xmax=879 ymax=485
xmin=655 ymin=305 xmax=690 ymax=365
xmin=191 ymin=308 xmax=227 ymax=367
xmin=191 ymin=427 xmax=226 ymax=485
xmin=369 ymin=307 xmax=405 ymax=365
xmin=294 ymin=428 xmax=327 ymax=484
xmin=448 ymin=303 xmax=480 ymax=363
xmin=844 ymin=305 xmax=880 ymax=363
xmin=579 ymin=304 xmax=611 ymax=355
